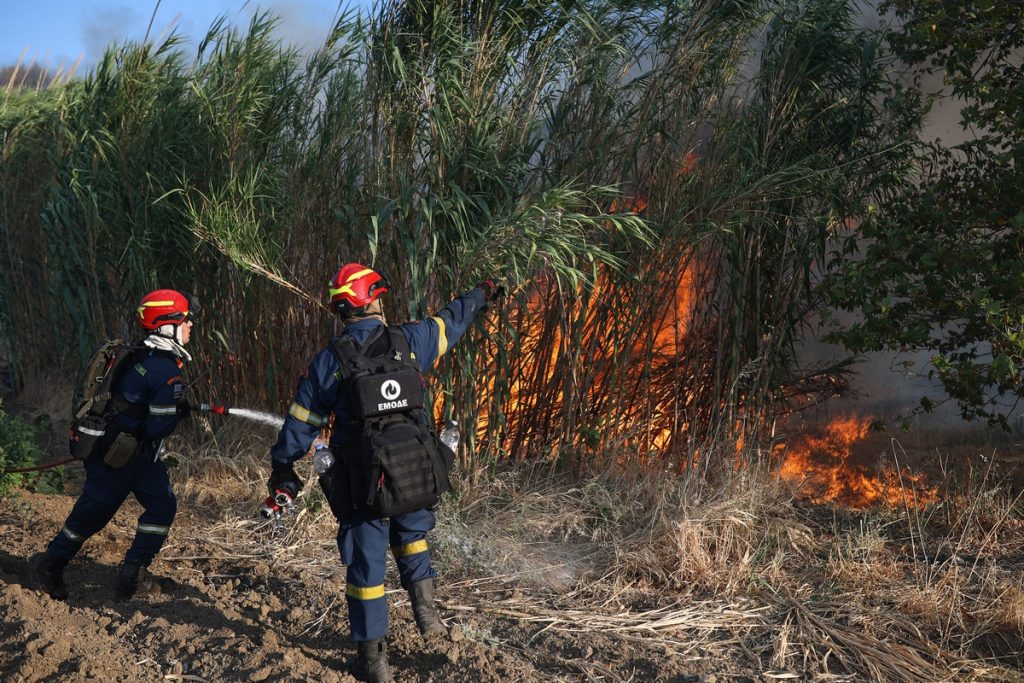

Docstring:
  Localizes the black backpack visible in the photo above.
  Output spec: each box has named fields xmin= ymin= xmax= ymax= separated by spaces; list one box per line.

xmin=325 ymin=326 xmax=453 ymax=518
xmin=68 ymin=339 xmax=140 ymax=460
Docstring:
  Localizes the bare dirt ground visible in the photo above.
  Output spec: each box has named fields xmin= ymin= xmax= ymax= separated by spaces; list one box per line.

xmin=0 ymin=487 xmax=727 ymax=683
xmin=3 ymin=403 xmax=1024 ymax=682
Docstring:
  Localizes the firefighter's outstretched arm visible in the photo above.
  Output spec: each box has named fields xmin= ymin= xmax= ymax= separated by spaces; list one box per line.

xmin=401 ymin=284 xmax=497 ymax=371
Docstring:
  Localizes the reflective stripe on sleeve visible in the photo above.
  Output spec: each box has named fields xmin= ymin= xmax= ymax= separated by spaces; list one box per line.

xmin=149 ymin=404 xmax=177 ymax=416
xmin=289 ymin=403 xmax=328 ymax=427
xmin=430 ymin=316 xmax=448 ymax=356
xmin=392 ymin=539 xmax=428 ymax=557
xmin=346 ymin=583 xmax=386 ymax=600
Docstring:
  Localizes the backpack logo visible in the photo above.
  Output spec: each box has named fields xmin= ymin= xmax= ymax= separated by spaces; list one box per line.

xmin=377 ymin=378 xmax=408 ymax=412
xmin=381 ymin=380 xmax=402 ymax=401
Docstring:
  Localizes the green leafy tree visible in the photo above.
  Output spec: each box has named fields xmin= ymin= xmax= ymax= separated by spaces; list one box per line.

xmin=823 ymin=0 xmax=1024 ymax=425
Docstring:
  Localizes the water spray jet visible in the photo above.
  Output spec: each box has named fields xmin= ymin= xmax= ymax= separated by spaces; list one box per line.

xmin=194 ymin=404 xmax=285 ymax=430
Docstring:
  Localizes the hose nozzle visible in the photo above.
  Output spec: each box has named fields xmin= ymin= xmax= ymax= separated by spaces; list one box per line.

xmin=196 ymin=403 xmax=228 ymax=415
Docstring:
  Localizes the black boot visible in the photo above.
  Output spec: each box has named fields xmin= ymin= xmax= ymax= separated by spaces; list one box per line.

xmin=409 ymin=577 xmax=448 ymax=639
xmin=27 ymin=553 xmax=68 ymax=600
xmin=116 ymin=562 xmax=143 ymax=601
xmin=354 ymin=639 xmax=393 ymax=683
xmin=116 ymin=562 xmax=176 ymax=601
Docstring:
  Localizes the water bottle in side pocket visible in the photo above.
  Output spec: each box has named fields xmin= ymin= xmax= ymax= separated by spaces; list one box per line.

xmin=439 ymin=420 xmax=460 ymax=455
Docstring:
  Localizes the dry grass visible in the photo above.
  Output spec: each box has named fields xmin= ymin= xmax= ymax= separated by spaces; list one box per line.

xmin=434 ymin=444 xmax=1023 ymax=680
xmin=32 ymin=417 xmax=1023 ymax=681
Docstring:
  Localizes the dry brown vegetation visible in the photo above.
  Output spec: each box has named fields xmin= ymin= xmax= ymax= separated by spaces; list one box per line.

xmin=4 ymin=393 xmax=1022 ymax=681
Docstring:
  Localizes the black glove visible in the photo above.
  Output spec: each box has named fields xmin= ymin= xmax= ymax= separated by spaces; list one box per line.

xmin=268 ymin=462 xmax=303 ymax=493
xmin=476 ymin=278 xmax=505 ymax=302
xmin=176 ymin=399 xmax=192 ymax=422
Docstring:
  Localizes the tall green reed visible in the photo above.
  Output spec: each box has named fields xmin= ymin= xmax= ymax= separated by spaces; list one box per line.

xmin=0 ymin=0 xmax=917 ymax=478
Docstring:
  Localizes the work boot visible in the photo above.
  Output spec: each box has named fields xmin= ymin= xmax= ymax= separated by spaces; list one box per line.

xmin=354 ymin=639 xmax=393 ymax=683
xmin=27 ymin=553 xmax=68 ymax=600
xmin=116 ymin=562 xmax=143 ymax=601
xmin=409 ymin=577 xmax=448 ymax=639
xmin=116 ymin=562 xmax=177 ymax=601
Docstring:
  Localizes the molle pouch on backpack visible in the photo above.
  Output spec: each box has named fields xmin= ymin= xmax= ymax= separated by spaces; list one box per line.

xmin=352 ymin=368 xmax=424 ymax=419
xmin=364 ymin=419 xmax=452 ymax=517
xmin=319 ymin=457 xmax=347 ymax=520
xmin=435 ymin=430 xmax=454 ymax=475
xmin=68 ymin=415 xmax=107 ymax=461
xmin=320 ymin=433 xmax=363 ymax=520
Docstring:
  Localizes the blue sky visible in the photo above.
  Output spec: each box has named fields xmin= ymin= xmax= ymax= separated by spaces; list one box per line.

xmin=1 ymin=1 xmax=371 ymax=73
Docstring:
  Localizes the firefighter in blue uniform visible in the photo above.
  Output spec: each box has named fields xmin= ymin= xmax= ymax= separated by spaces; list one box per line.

xmin=28 ymin=289 xmax=196 ymax=601
xmin=267 ymin=264 xmax=497 ymax=683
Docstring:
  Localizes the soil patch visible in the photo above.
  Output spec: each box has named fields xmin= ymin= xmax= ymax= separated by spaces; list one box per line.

xmin=0 ymin=490 xmax=726 ymax=682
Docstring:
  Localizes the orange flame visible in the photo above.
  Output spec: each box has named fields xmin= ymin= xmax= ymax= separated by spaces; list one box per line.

xmin=777 ymin=416 xmax=937 ymax=508
xmin=440 ymin=168 xmax=933 ymax=512
xmin=457 ymin=255 xmax=698 ymax=458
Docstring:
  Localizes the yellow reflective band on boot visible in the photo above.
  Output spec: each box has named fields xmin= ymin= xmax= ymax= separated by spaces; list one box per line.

xmin=346 ymin=583 xmax=386 ymax=600
xmin=61 ymin=525 xmax=84 ymax=542
xmin=392 ymin=539 xmax=428 ymax=557
xmin=430 ymin=316 xmax=448 ymax=356
xmin=137 ymin=524 xmax=170 ymax=535
xmin=289 ymin=402 xmax=327 ymax=427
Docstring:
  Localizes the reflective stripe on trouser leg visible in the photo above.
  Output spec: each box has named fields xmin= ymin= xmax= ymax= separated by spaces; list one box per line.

xmin=124 ymin=460 xmax=177 ymax=567
xmin=389 ymin=508 xmax=437 ymax=590
xmin=46 ymin=490 xmax=125 ymax=562
xmin=337 ymin=511 xmax=390 ymax=641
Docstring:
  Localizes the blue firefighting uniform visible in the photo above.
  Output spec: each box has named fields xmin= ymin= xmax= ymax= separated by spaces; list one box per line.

xmin=270 ymin=287 xmax=486 ymax=642
xmin=46 ymin=347 xmax=184 ymax=568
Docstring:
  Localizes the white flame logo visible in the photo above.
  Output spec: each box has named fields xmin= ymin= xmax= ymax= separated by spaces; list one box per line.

xmin=381 ymin=380 xmax=402 ymax=401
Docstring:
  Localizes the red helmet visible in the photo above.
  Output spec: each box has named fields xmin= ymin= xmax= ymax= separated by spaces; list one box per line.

xmin=328 ymin=264 xmax=390 ymax=314
xmin=137 ymin=289 xmax=192 ymax=330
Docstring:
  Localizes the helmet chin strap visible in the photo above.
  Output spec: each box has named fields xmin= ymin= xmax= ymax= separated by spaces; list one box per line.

xmin=152 ymin=323 xmax=188 ymax=346
xmin=145 ymin=325 xmax=192 ymax=362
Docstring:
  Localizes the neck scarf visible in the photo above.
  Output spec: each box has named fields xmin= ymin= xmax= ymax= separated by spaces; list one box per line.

xmin=143 ymin=333 xmax=192 ymax=363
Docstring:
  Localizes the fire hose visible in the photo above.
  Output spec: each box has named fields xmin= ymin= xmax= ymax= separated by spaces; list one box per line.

xmin=1 ymin=403 xmax=237 ymax=474
xmin=3 ymin=458 xmax=76 ymax=473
